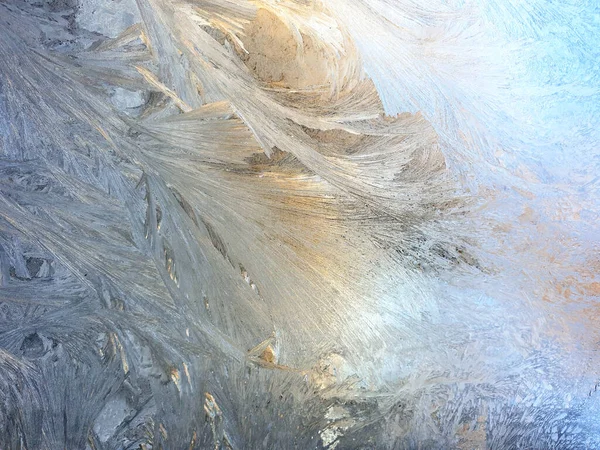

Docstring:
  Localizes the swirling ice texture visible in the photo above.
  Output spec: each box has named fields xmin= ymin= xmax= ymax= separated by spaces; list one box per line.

xmin=0 ymin=0 xmax=599 ymax=448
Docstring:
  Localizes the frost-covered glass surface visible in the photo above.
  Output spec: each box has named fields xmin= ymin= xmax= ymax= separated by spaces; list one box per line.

xmin=0 ymin=0 xmax=598 ymax=448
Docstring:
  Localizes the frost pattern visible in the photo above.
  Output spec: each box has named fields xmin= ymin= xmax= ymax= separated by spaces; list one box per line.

xmin=0 ymin=0 xmax=599 ymax=448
